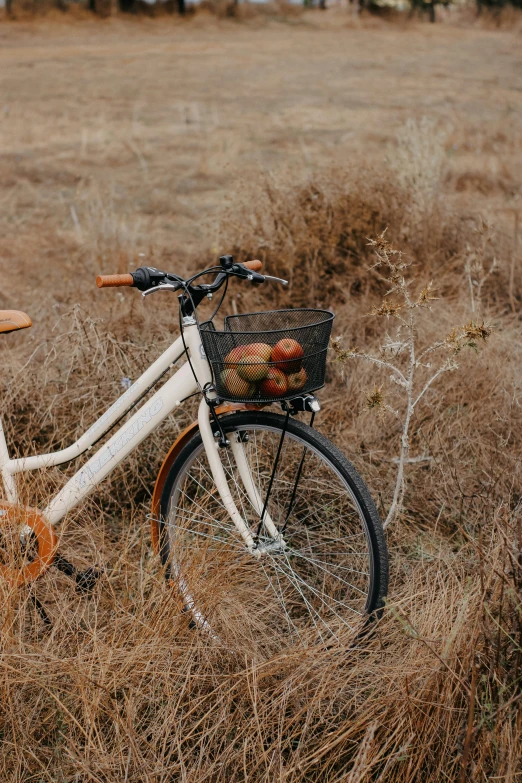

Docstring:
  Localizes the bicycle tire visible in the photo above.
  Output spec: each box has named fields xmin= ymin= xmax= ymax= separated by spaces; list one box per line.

xmin=158 ymin=411 xmax=388 ymax=654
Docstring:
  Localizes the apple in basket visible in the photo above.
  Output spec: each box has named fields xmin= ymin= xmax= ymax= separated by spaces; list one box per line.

xmin=260 ymin=368 xmax=289 ymax=398
xmin=224 ymin=345 xmax=246 ymax=368
xmin=237 ymin=353 xmax=269 ymax=382
xmin=220 ymin=369 xmax=255 ymax=398
xmin=244 ymin=342 xmax=273 ymax=362
xmin=271 ymin=338 xmax=304 ymax=374
xmin=224 ymin=342 xmax=272 ymax=370
xmin=287 ymin=367 xmax=308 ymax=393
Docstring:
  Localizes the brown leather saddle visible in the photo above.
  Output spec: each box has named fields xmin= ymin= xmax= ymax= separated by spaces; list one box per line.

xmin=0 ymin=310 xmax=32 ymax=334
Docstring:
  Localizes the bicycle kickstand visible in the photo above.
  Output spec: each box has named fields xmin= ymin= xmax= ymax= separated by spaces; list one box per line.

xmin=27 ymin=585 xmax=52 ymax=627
xmin=53 ymin=552 xmax=104 ymax=595
xmin=24 ymin=554 xmax=103 ymax=630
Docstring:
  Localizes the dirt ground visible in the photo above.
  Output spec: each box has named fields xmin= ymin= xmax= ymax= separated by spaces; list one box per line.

xmin=1 ymin=11 xmax=521 ymax=306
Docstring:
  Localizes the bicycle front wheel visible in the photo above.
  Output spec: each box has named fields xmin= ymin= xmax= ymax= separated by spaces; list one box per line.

xmin=158 ymin=411 xmax=388 ymax=656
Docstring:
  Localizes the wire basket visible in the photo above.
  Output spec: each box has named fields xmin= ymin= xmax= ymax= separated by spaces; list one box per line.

xmin=200 ymin=309 xmax=334 ymax=404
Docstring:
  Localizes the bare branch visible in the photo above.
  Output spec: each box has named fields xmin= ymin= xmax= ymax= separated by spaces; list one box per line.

xmin=412 ymin=359 xmax=458 ymax=411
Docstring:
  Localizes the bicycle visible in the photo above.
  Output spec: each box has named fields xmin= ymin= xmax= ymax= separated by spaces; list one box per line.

xmin=0 ymin=255 xmax=388 ymax=654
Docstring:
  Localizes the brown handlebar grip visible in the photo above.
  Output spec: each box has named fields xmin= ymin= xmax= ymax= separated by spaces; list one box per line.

xmin=242 ymin=259 xmax=262 ymax=272
xmin=96 ymin=274 xmax=134 ymax=289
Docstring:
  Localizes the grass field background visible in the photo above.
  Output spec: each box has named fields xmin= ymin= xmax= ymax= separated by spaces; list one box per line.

xmin=1 ymin=9 xmax=521 ymax=781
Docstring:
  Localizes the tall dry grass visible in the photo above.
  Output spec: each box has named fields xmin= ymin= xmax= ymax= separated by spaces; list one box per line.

xmin=1 ymin=119 xmax=522 ymax=781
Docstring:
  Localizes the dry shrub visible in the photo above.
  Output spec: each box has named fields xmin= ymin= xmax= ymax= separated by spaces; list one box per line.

xmin=220 ymin=121 xmax=476 ymax=311
xmin=1 ymin=129 xmax=522 ymax=780
xmin=221 ymin=166 xmax=405 ymax=308
xmin=222 ymin=117 xmax=517 ymax=312
xmin=387 ymin=116 xmax=450 ymax=253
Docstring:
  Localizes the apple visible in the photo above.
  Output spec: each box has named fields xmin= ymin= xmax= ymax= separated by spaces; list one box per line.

xmin=221 ymin=369 xmax=255 ymax=398
xmin=224 ymin=345 xmax=245 ymax=368
xmin=287 ymin=367 xmax=308 ymax=393
xmin=260 ymin=368 xmax=289 ymax=397
xmin=237 ymin=355 xmax=269 ymax=382
xmin=243 ymin=342 xmax=272 ymax=362
xmin=271 ymin=338 xmax=304 ymax=374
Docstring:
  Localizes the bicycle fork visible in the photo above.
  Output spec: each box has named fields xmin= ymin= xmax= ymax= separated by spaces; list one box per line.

xmin=180 ymin=319 xmax=284 ymax=555
xmin=197 ymin=396 xmax=284 ymax=555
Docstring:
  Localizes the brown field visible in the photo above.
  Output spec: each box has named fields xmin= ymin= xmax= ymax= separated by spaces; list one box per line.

xmin=1 ymin=10 xmax=522 ymax=783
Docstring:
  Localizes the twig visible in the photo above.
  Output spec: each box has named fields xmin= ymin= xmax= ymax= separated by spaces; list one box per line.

xmin=509 ymin=210 xmax=519 ymax=314
xmin=459 ymin=661 xmax=478 ymax=783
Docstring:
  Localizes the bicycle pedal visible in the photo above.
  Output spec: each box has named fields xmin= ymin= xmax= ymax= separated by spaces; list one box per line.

xmin=75 ymin=566 xmax=103 ymax=595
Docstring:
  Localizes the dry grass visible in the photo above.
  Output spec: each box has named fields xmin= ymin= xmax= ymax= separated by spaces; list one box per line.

xmin=1 ymin=15 xmax=522 ymax=782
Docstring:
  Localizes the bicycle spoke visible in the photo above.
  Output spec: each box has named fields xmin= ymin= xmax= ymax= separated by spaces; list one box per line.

xmin=266 ymin=559 xmax=329 ymax=642
xmin=287 ymin=548 xmax=369 ymax=595
xmin=265 ymin=555 xmax=337 ymax=643
xmin=290 ymin=548 xmax=370 ymax=576
xmin=260 ymin=559 xmax=302 ymax=641
xmin=275 ymin=554 xmax=362 ymax=624
xmin=164 ymin=419 xmax=378 ymax=656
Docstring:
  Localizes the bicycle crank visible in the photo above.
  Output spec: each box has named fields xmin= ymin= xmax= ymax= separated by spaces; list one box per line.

xmin=0 ymin=500 xmax=57 ymax=586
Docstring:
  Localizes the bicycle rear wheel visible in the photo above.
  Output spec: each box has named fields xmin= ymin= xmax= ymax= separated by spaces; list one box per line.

xmin=158 ymin=411 xmax=388 ymax=656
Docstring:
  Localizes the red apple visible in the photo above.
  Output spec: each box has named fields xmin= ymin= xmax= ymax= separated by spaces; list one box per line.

xmin=221 ymin=369 xmax=255 ymax=398
xmin=271 ymin=338 xmax=304 ymax=374
xmin=287 ymin=367 xmax=308 ymax=392
xmin=260 ymin=368 xmax=289 ymax=397
xmin=237 ymin=355 xmax=269 ymax=382
xmin=243 ymin=342 xmax=273 ymax=362
xmin=224 ymin=345 xmax=245 ymax=369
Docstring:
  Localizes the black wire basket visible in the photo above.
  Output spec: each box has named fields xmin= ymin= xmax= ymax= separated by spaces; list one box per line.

xmin=199 ymin=309 xmax=334 ymax=404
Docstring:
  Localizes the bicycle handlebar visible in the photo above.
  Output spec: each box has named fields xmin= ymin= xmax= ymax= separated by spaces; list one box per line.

xmin=96 ymin=273 xmax=135 ymax=289
xmin=94 ymin=256 xmax=278 ymax=318
xmin=96 ymin=260 xmax=262 ymax=290
xmin=243 ymin=260 xmax=262 ymax=272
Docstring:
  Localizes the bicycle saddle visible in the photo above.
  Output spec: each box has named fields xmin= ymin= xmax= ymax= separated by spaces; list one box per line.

xmin=0 ymin=310 xmax=32 ymax=334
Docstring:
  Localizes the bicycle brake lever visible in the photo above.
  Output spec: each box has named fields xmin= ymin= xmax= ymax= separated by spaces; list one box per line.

xmin=142 ymin=283 xmax=181 ymax=298
xmin=263 ymin=274 xmax=289 ymax=286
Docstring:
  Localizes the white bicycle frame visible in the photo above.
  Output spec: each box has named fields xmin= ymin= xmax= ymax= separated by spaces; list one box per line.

xmin=0 ymin=317 xmax=280 ymax=552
